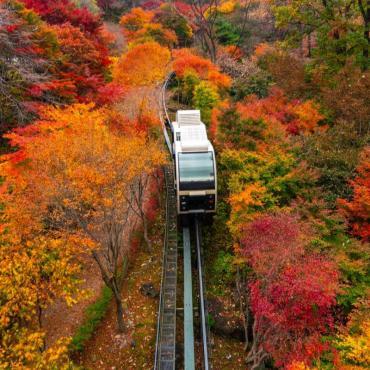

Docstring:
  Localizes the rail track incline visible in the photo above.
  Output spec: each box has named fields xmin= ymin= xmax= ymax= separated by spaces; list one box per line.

xmin=155 ymin=74 xmax=211 ymax=370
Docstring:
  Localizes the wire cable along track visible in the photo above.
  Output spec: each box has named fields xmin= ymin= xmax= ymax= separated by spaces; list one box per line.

xmin=155 ymin=75 xmax=212 ymax=370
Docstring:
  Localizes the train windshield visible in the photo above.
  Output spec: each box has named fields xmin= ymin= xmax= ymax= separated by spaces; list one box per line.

xmin=178 ymin=152 xmax=215 ymax=190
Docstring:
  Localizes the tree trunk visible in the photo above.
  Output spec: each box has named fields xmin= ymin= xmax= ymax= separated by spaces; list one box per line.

xmin=358 ymin=0 xmax=369 ymax=69
xmin=363 ymin=23 xmax=369 ymax=69
xmin=142 ymin=212 xmax=152 ymax=252
xmin=115 ymin=296 xmax=125 ymax=333
xmin=37 ymin=301 xmax=42 ymax=329
xmin=112 ymin=283 xmax=125 ymax=333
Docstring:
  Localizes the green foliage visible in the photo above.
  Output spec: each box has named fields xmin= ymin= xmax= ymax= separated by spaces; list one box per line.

xmin=215 ymin=16 xmax=242 ymax=45
xmin=302 ymin=121 xmax=368 ymax=207
xmin=313 ymin=23 xmax=367 ymax=71
xmin=70 ymin=285 xmax=113 ymax=352
xmin=212 ymin=251 xmax=235 ymax=283
xmin=306 ymin=212 xmax=369 ymax=315
xmin=336 ymin=239 xmax=370 ymax=313
xmin=231 ymin=73 xmax=272 ymax=100
xmin=71 ymin=0 xmax=100 ymax=14
xmin=207 ymin=313 xmax=216 ymax=329
xmin=156 ymin=5 xmax=192 ymax=46
xmin=193 ymin=81 xmax=219 ymax=124
xmin=271 ymin=0 xmax=370 ymax=70
xmin=179 ymin=70 xmax=200 ymax=103
xmin=216 ymin=107 xmax=267 ymax=150
xmin=220 ymin=148 xmax=311 ymax=207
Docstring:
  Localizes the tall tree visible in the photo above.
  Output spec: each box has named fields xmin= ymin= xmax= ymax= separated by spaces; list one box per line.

xmin=113 ymin=41 xmax=171 ymax=86
xmin=240 ymin=214 xmax=339 ymax=369
xmin=272 ymin=0 xmax=370 ymax=69
xmin=338 ymin=147 xmax=370 ymax=241
xmin=3 ymin=103 xmax=166 ymax=332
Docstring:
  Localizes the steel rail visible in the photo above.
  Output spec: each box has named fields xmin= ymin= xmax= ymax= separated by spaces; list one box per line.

xmin=195 ymin=217 xmax=210 ymax=370
xmin=158 ymin=73 xmax=175 ymax=155
xmin=183 ymin=227 xmax=195 ymax=370
xmin=154 ymin=75 xmax=178 ymax=370
xmin=155 ymin=73 xmax=211 ymax=370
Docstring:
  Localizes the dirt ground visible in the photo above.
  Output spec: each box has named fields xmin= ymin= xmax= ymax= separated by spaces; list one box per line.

xmin=75 ymin=230 xmax=163 ymax=370
xmin=43 ymin=253 xmax=103 ymax=348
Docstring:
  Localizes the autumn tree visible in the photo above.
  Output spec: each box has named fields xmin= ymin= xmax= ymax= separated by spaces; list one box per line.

xmin=0 ymin=0 xmax=114 ymax=135
xmin=259 ymin=49 xmax=370 ymax=130
xmin=173 ymin=48 xmax=230 ymax=86
xmin=113 ymin=41 xmax=171 ymax=86
xmin=174 ymin=0 xmax=221 ymax=61
xmin=120 ymin=7 xmax=178 ymax=46
xmin=0 ymin=116 xmax=86 ymax=366
xmin=0 ymin=234 xmax=82 ymax=368
xmin=126 ymin=173 xmax=153 ymax=251
xmin=156 ymin=3 xmax=193 ymax=46
xmin=301 ymin=120 xmax=368 ymax=208
xmin=336 ymin=298 xmax=370 ymax=368
xmin=193 ymin=81 xmax=220 ymax=124
xmin=240 ymin=214 xmax=339 ymax=368
xmin=3 ymin=103 xmax=166 ymax=333
xmin=19 ymin=0 xmax=102 ymax=33
xmin=235 ymin=88 xmax=325 ymax=135
xmin=172 ymin=48 xmax=230 ymax=107
xmin=218 ymin=136 xmax=316 ymax=235
xmin=271 ymin=0 xmax=370 ymax=69
xmin=97 ymin=0 xmax=126 ymax=20
xmin=338 ymin=147 xmax=370 ymax=241
xmin=52 ymin=22 xmax=107 ymax=100
xmin=72 ymin=0 xmax=100 ymax=14
xmin=19 ymin=0 xmax=111 ymax=73
xmin=0 ymin=0 xmax=72 ymax=133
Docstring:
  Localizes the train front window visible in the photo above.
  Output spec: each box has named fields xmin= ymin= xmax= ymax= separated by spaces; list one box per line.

xmin=178 ymin=152 xmax=215 ymax=190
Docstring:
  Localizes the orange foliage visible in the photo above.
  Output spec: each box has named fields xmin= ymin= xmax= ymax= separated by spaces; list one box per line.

xmin=253 ymin=42 xmax=273 ymax=58
xmin=229 ymin=183 xmax=267 ymax=212
xmin=52 ymin=22 xmax=107 ymax=100
xmin=209 ymin=100 xmax=230 ymax=141
xmin=236 ymin=88 xmax=324 ymax=135
xmin=113 ymin=42 xmax=171 ymax=86
xmin=338 ymin=147 xmax=370 ymax=241
xmin=120 ymin=7 xmax=177 ymax=46
xmin=219 ymin=44 xmax=244 ymax=60
xmin=172 ymin=48 xmax=231 ymax=89
xmin=208 ymin=70 xmax=231 ymax=90
xmin=120 ymin=7 xmax=154 ymax=40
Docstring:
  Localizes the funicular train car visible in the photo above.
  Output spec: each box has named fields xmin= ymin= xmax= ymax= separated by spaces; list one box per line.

xmin=171 ymin=110 xmax=217 ymax=214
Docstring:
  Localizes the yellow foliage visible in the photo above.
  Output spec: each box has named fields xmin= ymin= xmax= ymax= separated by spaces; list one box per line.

xmin=218 ymin=0 xmax=237 ymax=13
xmin=1 ymin=103 xmax=167 ymax=368
xmin=336 ymin=298 xmax=370 ymax=368
xmin=0 ymin=331 xmax=71 ymax=369
xmin=338 ymin=318 xmax=370 ymax=366
xmin=287 ymin=362 xmax=311 ymax=370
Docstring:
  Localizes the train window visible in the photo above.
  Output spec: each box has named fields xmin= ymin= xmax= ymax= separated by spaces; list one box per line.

xmin=178 ymin=152 xmax=215 ymax=190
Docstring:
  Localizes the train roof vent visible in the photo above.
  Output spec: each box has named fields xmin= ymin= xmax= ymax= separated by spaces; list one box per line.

xmin=180 ymin=125 xmax=209 ymax=152
xmin=177 ymin=110 xmax=201 ymax=127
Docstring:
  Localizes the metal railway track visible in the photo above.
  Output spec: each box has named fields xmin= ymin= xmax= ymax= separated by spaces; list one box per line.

xmin=154 ymin=166 xmax=178 ymax=370
xmin=195 ymin=218 xmax=211 ymax=370
xmin=155 ymin=74 xmax=211 ymax=370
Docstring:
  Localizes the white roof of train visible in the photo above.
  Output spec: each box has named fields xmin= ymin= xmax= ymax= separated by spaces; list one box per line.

xmin=172 ymin=110 xmax=213 ymax=153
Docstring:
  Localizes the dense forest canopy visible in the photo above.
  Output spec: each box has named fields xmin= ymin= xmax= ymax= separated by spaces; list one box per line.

xmin=0 ymin=0 xmax=368 ymax=368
